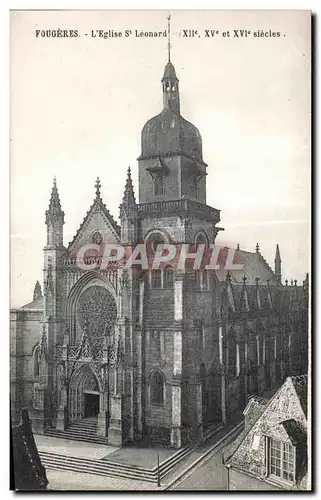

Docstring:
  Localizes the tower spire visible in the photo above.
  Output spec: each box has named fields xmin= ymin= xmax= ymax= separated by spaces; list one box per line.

xmin=167 ymin=14 xmax=171 ymax=63
xmin=45 ymin=177 xmax=64 ymax=247
xmin=46 ymin=177 xmax=64 ymax=222
xmin=47 ymin=177 xmax=62 ymax=214
xmin=119 ymin=167 xmax=137 ymax=244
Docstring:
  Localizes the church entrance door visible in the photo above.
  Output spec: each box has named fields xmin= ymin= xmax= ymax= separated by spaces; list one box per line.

xmin=84 ymin=392 xmax=100 ymax=418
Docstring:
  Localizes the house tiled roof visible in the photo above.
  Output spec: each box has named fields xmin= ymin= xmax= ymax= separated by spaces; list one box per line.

xmin=281 ymin=419 xmax=307 ymax=446
xmin=291 ymin=375 xmax=308 ymax=417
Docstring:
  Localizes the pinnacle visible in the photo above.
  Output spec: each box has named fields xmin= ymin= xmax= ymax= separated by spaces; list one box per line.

xmin=275 ymin=243 xmax=281 ymax=261
xmin=48 ymin=177 xmax=62 ymax=212
xmin=46 ymin=177 xmax=64 ymax=224
xmin=122 ymin=167 xmax=136 ymax=206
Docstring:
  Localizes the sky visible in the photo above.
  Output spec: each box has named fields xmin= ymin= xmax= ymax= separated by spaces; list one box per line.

xmin=10 ymin=9 xmax=310 ymax=308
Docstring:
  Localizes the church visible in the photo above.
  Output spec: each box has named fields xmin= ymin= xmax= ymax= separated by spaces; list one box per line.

xmin=10 ymin=51 xmax=309 ymax=449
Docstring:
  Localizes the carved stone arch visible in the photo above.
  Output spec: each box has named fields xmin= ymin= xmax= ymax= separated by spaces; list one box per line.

xmin=67 ymin=362 xmax=103 ymax=422
xmin=31 ymin=341 xmax=40 ymax=357
xmin=69 ymin=362 xmax=103 ymax=393
xmin=66 ymin=270 xmax=118 ymax=344
xmin=144 ymin=228 xmax=171 ymax=252
xmin=195 ymin=231 xmax=209 ymax=247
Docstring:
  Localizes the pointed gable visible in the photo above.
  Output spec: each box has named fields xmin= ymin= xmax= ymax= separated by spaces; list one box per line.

xmin=226 ymin=376 xmax=308 ymax=485
xmin=67 ymin=179 xmax=120 ymax=255
xmin=215 ymin=246 xmax=277 ymax=285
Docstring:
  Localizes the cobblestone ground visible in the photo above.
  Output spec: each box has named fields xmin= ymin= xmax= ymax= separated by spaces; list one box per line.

xmin=172 ymin=452 xmax=228 ymax=490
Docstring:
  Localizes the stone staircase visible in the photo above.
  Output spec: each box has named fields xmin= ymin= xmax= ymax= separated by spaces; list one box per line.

xmin=39 ymin=443 xmax=194 ymax=483
xmin=45 ymin=417 xmax=108 ymax=445
xmin=41 ymin=420 xmax=225 ymax=483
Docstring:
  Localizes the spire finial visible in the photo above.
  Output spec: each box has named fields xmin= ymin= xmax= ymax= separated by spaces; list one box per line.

xmin=121 ymin=167 xmax=136 ymax=207
xmin=255 ymin=277 xmax=260 ymax=286
xmin=167 ymin=14 xmax=171 ymax=63
xmin=255 ymin=242 xmax=260 ymax=253
xmin=46 ymin=176 xmax=64 ymax=224
xmin=95 ymin=177 xmax=101 ymax=199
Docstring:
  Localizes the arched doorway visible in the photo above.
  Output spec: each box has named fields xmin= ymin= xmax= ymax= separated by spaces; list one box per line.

xmin=68 ymin=364 xmax=102 ymax=423
xmin=83 ymin=370 xmax=100 ymax=418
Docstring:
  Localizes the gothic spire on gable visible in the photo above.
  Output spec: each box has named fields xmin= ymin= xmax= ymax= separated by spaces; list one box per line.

xmin=95 ymin=177 xmax=101 ymax=200
xmin=274 ymin=243 xmax=282 ymax=284
xmin=122 ymin=167 xmax=136 ymax=207
xmin=240 ymin=275 xmax=250 ymax=312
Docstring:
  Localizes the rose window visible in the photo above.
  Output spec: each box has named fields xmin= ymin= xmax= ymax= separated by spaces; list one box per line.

xmin=77 ymin=286 xmax=117 ymax=337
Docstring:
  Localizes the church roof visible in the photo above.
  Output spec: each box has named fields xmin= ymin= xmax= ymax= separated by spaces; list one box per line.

xmin=139 ymin=108 xmax=204 ymax=164
xmin=138 ymin=59 xmax=204 ymax=165
xmin=215 ymin=247 xmax=277 ymax=285
xmin=19 ymin=281 xmax=44 ymax=311
xmin=20 ymin=296 xmax=43 ymax=312
xmin=162 ymin=61 xmax=178 ymax=80
xmin=67 ymin=178 xmax=120 ymax=252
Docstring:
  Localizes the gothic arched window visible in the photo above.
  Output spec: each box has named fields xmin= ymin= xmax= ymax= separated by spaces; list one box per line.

xmin=150 ymin=370 xmax=165 ymax=405
xmin=154 ymin=176 xmax=164 ymax=196
xmin=34 ymin=345 xmax=40 ymax=377
xmin=164 ymin=266 xmax=174 ymax=288
xmin=195 ymin=232 xmax=208 ymax=247
xmin=146 ymin=231 xmax=166 ymax=253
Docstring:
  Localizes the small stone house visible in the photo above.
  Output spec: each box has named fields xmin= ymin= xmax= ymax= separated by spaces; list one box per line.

xmin=225 ymin=375 xmax=309 ymax=490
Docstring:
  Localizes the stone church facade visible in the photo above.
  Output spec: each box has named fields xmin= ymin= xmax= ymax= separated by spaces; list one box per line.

xmin=10 ymin=59 xmax=309 ymax=448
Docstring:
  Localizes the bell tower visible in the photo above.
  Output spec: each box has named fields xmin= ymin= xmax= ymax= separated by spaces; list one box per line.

xmin=137 ymin=17 xmax=207 ymax=206
xmin=162 ymin=16 xmax=180 ymax=114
